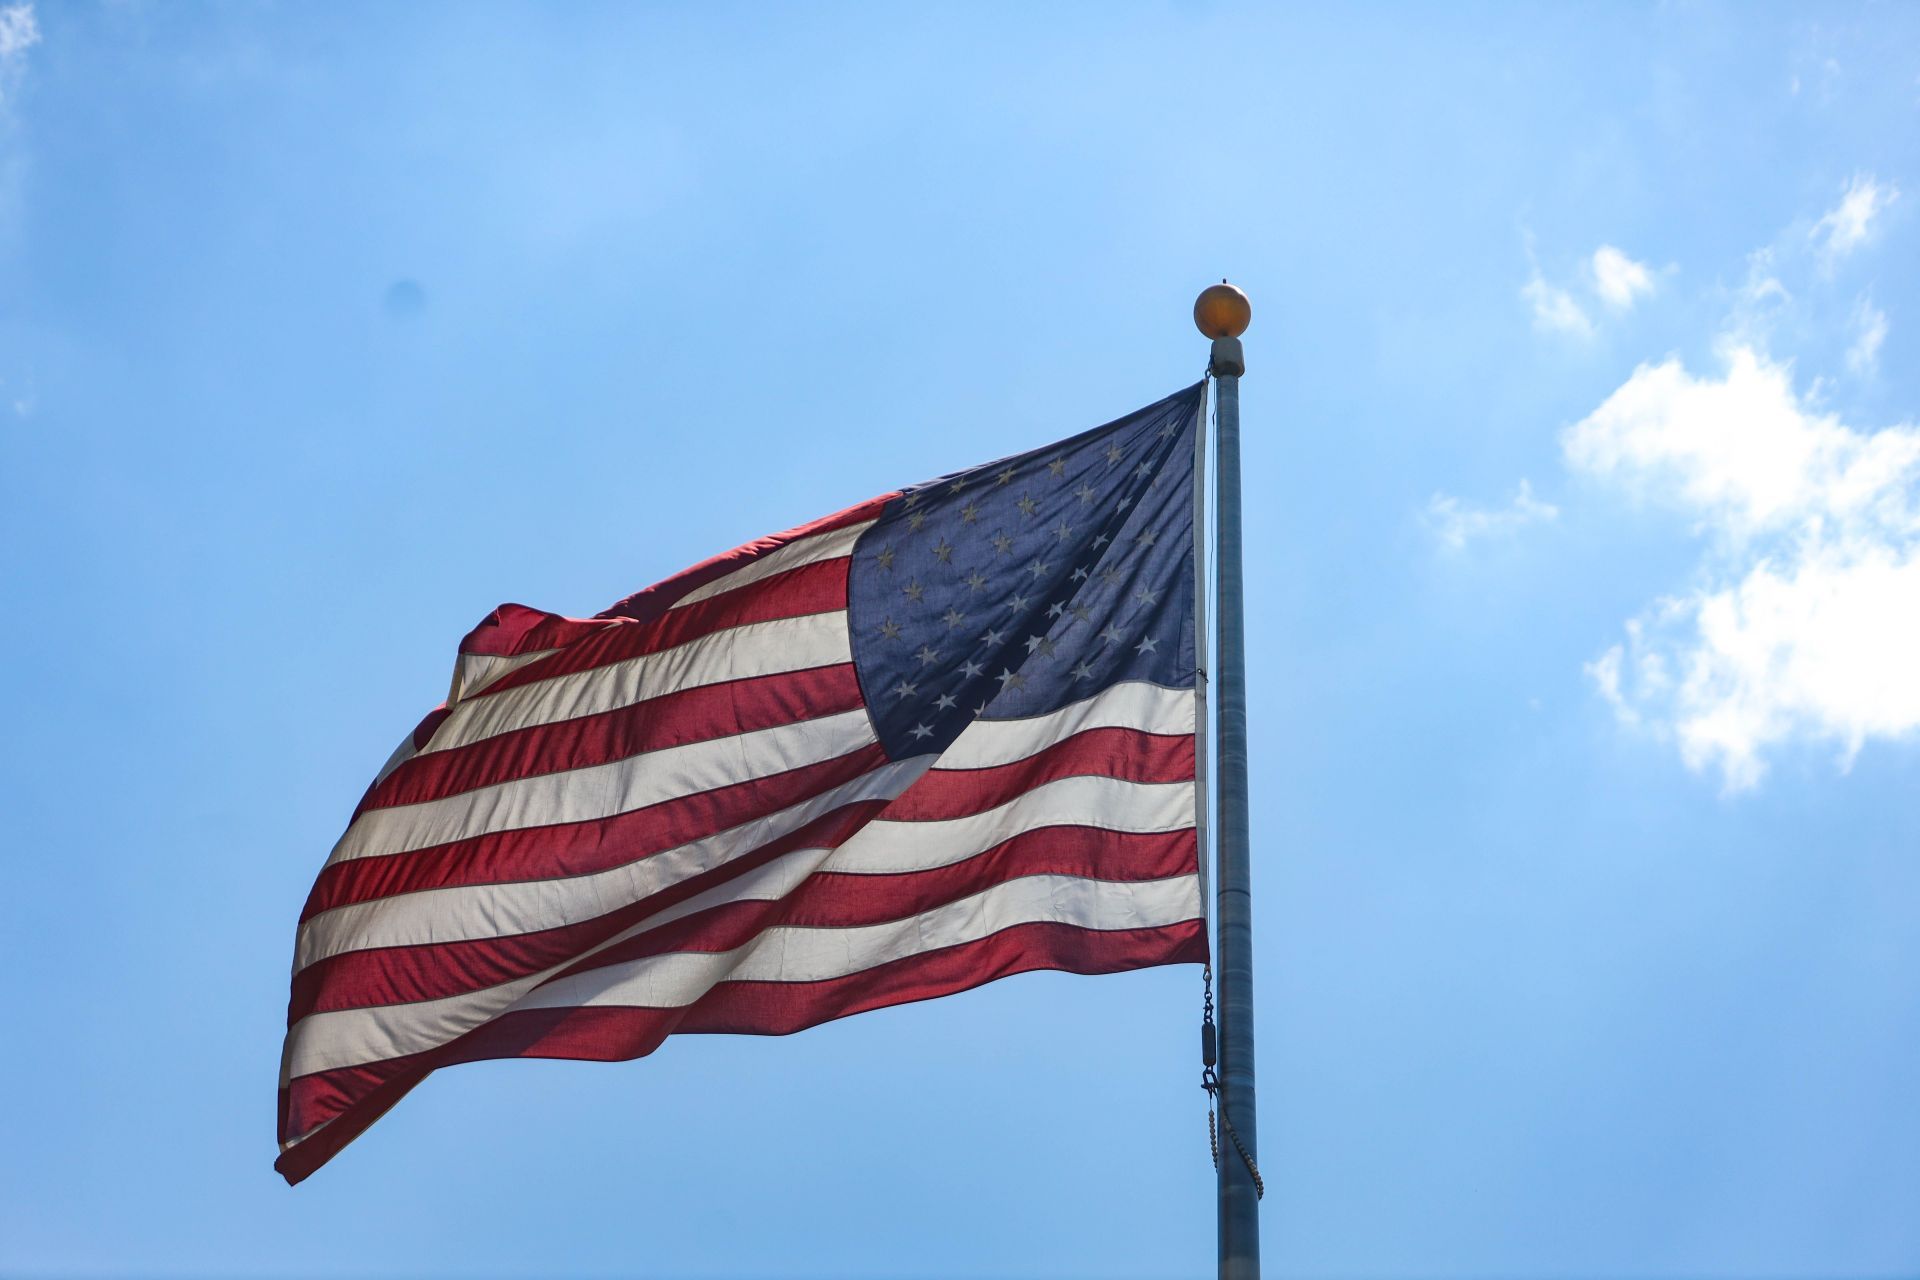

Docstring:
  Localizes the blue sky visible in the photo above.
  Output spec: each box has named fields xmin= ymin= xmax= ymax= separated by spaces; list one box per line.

xmin=3 ymin=3 xmax=1918 ymax=1277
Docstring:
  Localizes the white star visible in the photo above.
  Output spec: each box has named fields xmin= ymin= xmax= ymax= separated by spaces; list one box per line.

xmin=1099 ymin=566 xmax=1123 ymax=586
xmin=915 ymin=645 xmax=941 ymax=666
xmin=1098 ymin=624 xmax=1124 ymax=644
xmin=904 ymin=492 xmax=923 ymax=508
xmin=1026 ymin=636 xmax=1057 ymax=658
xmin=1092 ymin=533 xmax=1111 ymax=549
xmin=1026 ymin=559 xmax=1050 ymax=580
xmin=878 ymin=618 xmax=902 ymax=640
xmin=874 ymin=546 xmax=895 ymax=571
xmin=1047 ymin=456 xmax=1066 ymax=476
xmin=1117 ymin=495 xmax=1132 ymax=511
xmin=908 ymin=510 xmax=928 ymax=530
xmin=1016 ymin=494 xmax=1039 ymax=518
xmin=1006 ymin=594 xmax=1031 ymax=613
xmin=1135 ymin=462 xmax=1153 ymax=478
xmin=891 ymin=680 xmax=919 ymax=699
xmin=909 ymin=723 xmax=935 ymax=740
xmin=1051 ymin=521 xmax=1074 ymax=542
xmin=1071 ymin=661 xmax=1096 ymax=680
xmin=981 ymin=628 xmax=1006 ymax=646
xmin=1069 ymin=566 xmax=1089 ymax=582
xmin=966 ymin=570 xmax=989 ymax=592
xmin=996 ymin=466 xmax=1017 ymax=486
xmin=1134 ymin=636 xmax=1159 ymax=655
xmin=960 ymin=659 xmax=985 ymax=678
xmin=1070 ymin=603 xmax=1092 ymax=622
xmin=1158 ymin=420 xmax=1178 ymax=438
xmin=991 ymin=532 xmax=1014 ymax=556
xmin=1074 ymin=483 xmax=1097 ymax=505
xmin=948 ymin=478 xmax=968 ymax=494
xmin=1105 ymin=442 xmax=1124 ymax=465
xmin=932 ymin=539 xmax=954 ymax=563
xmin=1046 ymin=601 xmax=1065 ymax=618
xmin=996 ymin=668 xmax=1027 ymax=691
xmin=935 ymin=693 xmax=958 ymax=710
xmin=1134 ymin=529 xmax=1158 ymax=548
xmin=961 ymin=502 xmax=981 ymax=523
xmin=1024 ymin=634 xmax=1047 ymax=653
xmin=902 ymin=580 xmax=924 ymax=602
xmin=942 ymin=607 xmax=967 ymax=630
xmin=1134 ymin=585 xmax=1160 ymax=606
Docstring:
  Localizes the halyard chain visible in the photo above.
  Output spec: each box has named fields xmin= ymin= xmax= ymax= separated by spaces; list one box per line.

xmin=1201 ymin=964 xmax=1264 ymax=1199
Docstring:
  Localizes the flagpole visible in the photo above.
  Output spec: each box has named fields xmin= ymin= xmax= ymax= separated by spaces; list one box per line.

xmin=1195 ymin=283 xmax=1260 ymax=1280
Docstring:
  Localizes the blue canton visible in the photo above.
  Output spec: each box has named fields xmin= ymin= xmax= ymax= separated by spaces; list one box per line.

xmin=849 ymin=383 xmax=1204 ymax=760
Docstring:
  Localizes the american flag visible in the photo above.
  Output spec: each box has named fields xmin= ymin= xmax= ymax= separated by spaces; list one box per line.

xmin=277 ymin=383 xmax=1210 ymax=1184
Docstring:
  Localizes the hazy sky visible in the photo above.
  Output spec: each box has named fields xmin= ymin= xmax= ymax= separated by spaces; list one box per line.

xmin=3 ymin=4 xmax=1918 ymax=1277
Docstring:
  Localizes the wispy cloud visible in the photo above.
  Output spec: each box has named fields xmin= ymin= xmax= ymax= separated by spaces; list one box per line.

xmin=1846 ymin=296 xmax=1888 ymax=376
xmin=1590 ymin=245 xmax=1656 ymax=310
xmin=1426 ymin=480 xmax=1559 ymax=552
xmin=1523 ymin=240 xmax=1659 ymax=337
xmin=1812 ymin=174 xmax=1898 ymax=265
xmin=1523 ymin=272 xmax=1594 ymax=338
xmin=1567 ymin=346 xmax=1920 ymax=790
xmin=0 ymin=4 xmax=36 ymax=109
xmin=0 ymin=2 xmax=35 ymax=243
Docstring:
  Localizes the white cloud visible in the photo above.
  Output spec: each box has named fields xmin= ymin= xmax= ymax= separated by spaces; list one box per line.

xmin=1566 ymin=346 xmax=1920 ymax=789
xmin=1590 ymin=245 xmax=1655 ymax=310
xmin=1725 ymin=248 xmax=1794 ymax=346
xmin=1523 ymin=272 xmax=1594 ymax=338
xmin=1523 ymin=241 xmax=1660 ymax=336
xmin=1426 ymin=479 xmax=1559 ymax=551
xmin=1587 ymin=644 xmax=1630 ymax=720
xmin=0 ymin=3 xmax=33 ymax=243
xmin=1847 ymin=297 xmax=1888 ymax=376
xmin=1812 ymin=174 xmax=1897 ymax=264
xmin=0 ymin=5 xmax=33 ymax=57
xmin=0 ymin=5 xmax=35 ymax=95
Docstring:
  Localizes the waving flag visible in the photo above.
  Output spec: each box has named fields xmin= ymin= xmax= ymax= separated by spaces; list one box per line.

xmin=277 ymin=383 xmax=1210 ymax=1184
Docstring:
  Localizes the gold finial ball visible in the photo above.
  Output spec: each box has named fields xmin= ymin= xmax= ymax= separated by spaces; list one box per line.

xmin=1193 ymin=282 xmax=1251 ymax=339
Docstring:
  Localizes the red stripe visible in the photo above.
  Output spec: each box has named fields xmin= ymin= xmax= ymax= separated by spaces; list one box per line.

xmin=346 ymin=704 xmax=450 ymax=814
xmin=409 ymin=707 xmax=450 ymax=752
xmin=288 ymin=799 xmax=890 ymax=1023
xmin=469 ymin=556 xmax=849 ymax=701
xmin=290 ymin=824 xmax=1193 ymax=1020
xmin=457 ymin=603 xmax=623 ymax=659
xmin=542 ymin=829 xmax=1198 ymax=983
xmin=595 ymin=494 xmax=891 ymax=626
xmin=300 ymin=741 xmax=893 ymax=922
xmin=276 ymin=917 xmax=1205 ymax=1184
xmin=359 ymin=664 xmax=864 ymax=816
xmin=886 ymin=728 xmax=1193 ymax=821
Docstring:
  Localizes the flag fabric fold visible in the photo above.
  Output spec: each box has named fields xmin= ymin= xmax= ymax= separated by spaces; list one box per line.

xmin=277 ymin=382 xmax=1210 ymax=1184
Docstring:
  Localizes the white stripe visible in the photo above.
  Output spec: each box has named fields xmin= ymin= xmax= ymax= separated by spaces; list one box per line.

xmin=526 ymin=871 xmax=1201 ymax=1005
xmin=296 ymin=770 xmax=1181 ymax=966
xmin=287 ymin=764 xmax=930 ymax=1086
xmin=279 ymin=1113 xmax=338 ymax=1154
xmin=296 ymin=759 xmax=929 ymax=971
xmin=940 ymin=680 xmax=1194 ymax=768
xmin=328 ymin=708 xmax=876 ymax=866
xmin=308 ymin=684 xmax=1193 ymax=959
xmin=448 ymin=647 xmax=563 ymax=706
xmin=370 ymin=732 xmax=421 ymax=789
xmin=418 ymin=611 xmax=852 ymax=757
xmin=825 ymin=775 xmax=1192 ymax=874
xmin=285 ymin=871 xmax=1199 ymax=1079
xmin=670 ymin=521 xmax=872 ymax=609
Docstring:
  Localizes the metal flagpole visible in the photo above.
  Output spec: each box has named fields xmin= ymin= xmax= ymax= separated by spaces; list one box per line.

xmin=1195 ymin=282 xmax=1260 ymax=1280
